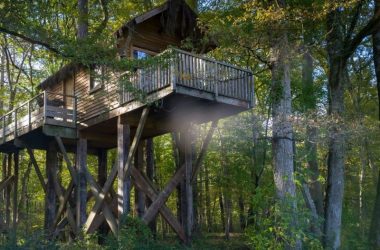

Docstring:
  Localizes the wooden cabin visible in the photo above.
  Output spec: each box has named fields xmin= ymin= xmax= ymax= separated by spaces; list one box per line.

xmin=0 ymin=0 xmax=254 ymax=242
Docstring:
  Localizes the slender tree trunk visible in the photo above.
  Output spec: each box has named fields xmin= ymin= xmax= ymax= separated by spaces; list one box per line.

xmin=270 ymin=10 xmax=301 ymax=248
xmin=323 ymin=10 xmax=346 ymax=249
xmin=302 ymin=43 xmax=324 ymax=217
xmin=219 ymin=192 xmax=225 ymax=232
xmin=238 ymin=195 xmax=245 ymax=231
xmin=369 ymin=2 xmax=380 ymax=247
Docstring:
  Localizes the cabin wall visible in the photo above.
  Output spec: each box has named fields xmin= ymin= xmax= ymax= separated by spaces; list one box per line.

xmin=74 ymin=69 xmax=120 ymax=123
xmin=125 ymin=16 xmax=182 ymax=56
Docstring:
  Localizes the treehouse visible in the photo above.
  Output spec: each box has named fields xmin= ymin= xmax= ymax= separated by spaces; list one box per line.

xmin=0 ymin=0 xmax=254 ymax=242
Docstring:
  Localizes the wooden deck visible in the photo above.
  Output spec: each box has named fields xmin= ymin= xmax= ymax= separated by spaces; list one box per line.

xmin=0 ymin=91 xmax=77 ymax=148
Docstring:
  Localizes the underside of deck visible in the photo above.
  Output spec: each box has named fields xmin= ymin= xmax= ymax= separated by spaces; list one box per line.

xmin=0 ymin=85 xmax=249 ymax=154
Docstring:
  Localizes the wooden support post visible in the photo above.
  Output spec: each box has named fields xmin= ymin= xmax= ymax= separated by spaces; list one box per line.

xmin=97 ymin=149 xmax=108 ymax=242
xmin=76 ymin=138 xmax=87 ymax=228
xmin=180 ymin=128 xmax=193 ymax=242
xmin=12 ymin=151 xmax=18 ymax=230
xmin=117 ymin=116 xmax=131 ymax=218
xmin=6 ymin=153 xmax=11 ymax=229
xmin=145 ymin=138 xmax=157 ymax=234
xmin=45 ymin=141 xmax=57 ymax=231
xmin=135 ymin=142 xmax=145 ymax=218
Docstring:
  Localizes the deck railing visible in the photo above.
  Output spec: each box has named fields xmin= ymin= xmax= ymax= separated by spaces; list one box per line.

xmin=120 ymin=48 xmax=254 ymax=105
xmin=0 ymin=91 xmax=77 ymax=144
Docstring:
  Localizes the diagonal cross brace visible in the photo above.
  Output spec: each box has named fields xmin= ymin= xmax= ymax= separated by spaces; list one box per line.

xmin=84 ymin=107 xmax=150 ymax=233
xmin=142 ymin=121 xmax=217 ymax=225
xmin=130 ymin=167 xmax=186 ymax=242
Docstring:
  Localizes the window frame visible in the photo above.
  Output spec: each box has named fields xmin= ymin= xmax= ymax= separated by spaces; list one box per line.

xmin=130 ymin=46 xmax=157 ymax=59
xmin=89 ymin=65 xmax=105 ymax=94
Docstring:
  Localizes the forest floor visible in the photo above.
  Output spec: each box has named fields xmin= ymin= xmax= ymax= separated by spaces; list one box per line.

xmin=159 ymin=233 xmax=250 ymax=250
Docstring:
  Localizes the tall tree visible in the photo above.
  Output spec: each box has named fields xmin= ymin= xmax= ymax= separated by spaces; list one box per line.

xmin=369 ymin=1 xmax=380 ymax=248
xmin=302 ymin=35 xmax=324 ymax=217
xmin=323 ymin=2 xmax=380 ymax=248
xmin=269 ymin=0 xmax=301 ymax=248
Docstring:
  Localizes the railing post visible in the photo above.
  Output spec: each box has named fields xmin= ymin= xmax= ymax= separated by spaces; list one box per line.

xmin=1 ymin=117 xmax=4 ymax=143
xmin=73 ymin=96 xmax=77 ymax=127
xmin=14 ymin=108 xmax=17 ymax=137
xmin=43 ymin=91 xmax=47 ymax=123
xmin=214 ymin=62 xmax=218 ymax=100
xmin=28 ymin=100 xmax=32 ymax=131
xmin=171 ymin=50 xmax=177 ymax=91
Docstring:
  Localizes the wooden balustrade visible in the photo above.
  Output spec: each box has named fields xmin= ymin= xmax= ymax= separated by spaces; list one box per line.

xmin=0 ymin=91 xmax=77 ymax=144
xmin=120 ymin=48 xmax=254 ymax=105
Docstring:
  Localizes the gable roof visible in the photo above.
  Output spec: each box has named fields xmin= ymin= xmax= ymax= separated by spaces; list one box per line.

xmin=114 ymin=0 xmax=198 ymax=40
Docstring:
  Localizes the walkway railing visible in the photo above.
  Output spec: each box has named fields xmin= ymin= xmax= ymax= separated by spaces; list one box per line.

xmin=0 ymin=91 xmax=77 ymax=144
xmin=120 ymin=48 xmax=254 ymax=106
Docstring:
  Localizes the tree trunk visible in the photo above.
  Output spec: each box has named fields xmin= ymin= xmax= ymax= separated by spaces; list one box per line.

xmin=369 ymin=2 xmax=380 ymax=246
xmin=77 ymin=0 xmax=88 ymax=39
xmin=370 ymin=169 xmax=380 ymax=249
xmin=374 ymin=1 xmax=380 ymax=123
xmin=302 ymin=43 xmax=324 ymax=217
xmin=270 ymin=16 xmax=301 ymax=249
xmin=323 ymin=10 xmax=346 ymax=250
xmin=238 ymin=195 xmax=245 ymax=231
xmin=219 ymin=192 xmax=225 ymax=232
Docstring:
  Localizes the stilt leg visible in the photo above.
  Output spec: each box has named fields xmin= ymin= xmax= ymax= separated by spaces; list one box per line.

xmin=117 ymin=116 xmax=131 ymax=219
xmin=12 ymin=151 xmax=19 ymax=230
xmin=45 ymin=142 xmax=57 ymax=231
xmin=135 ymin=143 xmax=145 ymax=218
xmin=76 ymin=138 xmax=87 ymax=228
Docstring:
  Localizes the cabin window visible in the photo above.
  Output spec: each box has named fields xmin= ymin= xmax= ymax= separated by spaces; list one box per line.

xmin=131 ymin=47 xmax=156 ymax=59
xmin=90 ymin=65 xmax=105 ymax=93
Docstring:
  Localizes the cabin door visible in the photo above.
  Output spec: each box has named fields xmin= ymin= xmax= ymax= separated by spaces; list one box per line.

xmin=64 ymin=78 xmax=74 ymax=109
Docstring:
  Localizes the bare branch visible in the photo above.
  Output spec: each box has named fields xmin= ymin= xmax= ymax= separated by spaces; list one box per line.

xmin=0 ymin=26 xmax=61 ymax=55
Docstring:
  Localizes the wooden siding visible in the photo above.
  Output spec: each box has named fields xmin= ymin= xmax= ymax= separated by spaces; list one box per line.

xmin=74 ymin=69 xmax=120 ymax=122
xmin=122 ymin=15 xmax=182 ymax=56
